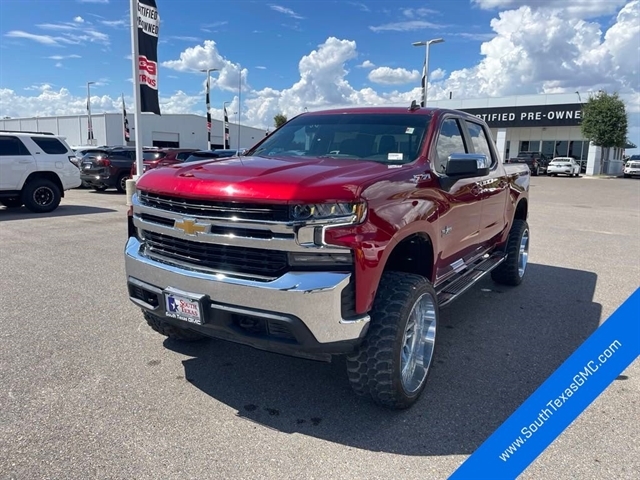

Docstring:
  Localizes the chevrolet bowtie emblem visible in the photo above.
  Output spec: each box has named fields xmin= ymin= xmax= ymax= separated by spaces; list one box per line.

xmin=174 ymin=218 xmax=207 ymax=235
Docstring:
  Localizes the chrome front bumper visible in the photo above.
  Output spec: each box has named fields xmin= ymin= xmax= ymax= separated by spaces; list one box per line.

xmin=124 ymin=237 xmax=370 ymax=345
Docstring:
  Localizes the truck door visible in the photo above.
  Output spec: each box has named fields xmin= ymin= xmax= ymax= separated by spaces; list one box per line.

xmin=462 ymin=119 xmax=509 ymax=246
xmin=431 ymin=117 xmax=484 ymax=279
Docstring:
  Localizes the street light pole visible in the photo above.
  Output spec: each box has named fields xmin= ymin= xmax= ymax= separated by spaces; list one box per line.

xmin=86 ymin=81 xmax=95 ymax=145
xmin=412 ymin=38 xmax=444 ymax=108
xmin=200 ymin=68 xmax=219 ymax=150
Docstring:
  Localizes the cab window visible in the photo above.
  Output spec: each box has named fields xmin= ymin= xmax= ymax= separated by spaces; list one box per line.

xmin=464 ymin=121 xmax=495 ymax=166
xmin=434 ymin=118 xmax=467 ymax=173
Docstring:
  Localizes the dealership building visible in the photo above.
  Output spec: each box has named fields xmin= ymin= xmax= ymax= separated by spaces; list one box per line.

xmin=428 ymin=91 xmax=631 ymax=175
xmin=0 ymin=113 xmax=267 ymax=151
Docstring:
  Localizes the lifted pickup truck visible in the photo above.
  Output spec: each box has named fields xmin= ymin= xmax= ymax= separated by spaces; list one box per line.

xmin=124 ymin=105 xmax=530 ymax=410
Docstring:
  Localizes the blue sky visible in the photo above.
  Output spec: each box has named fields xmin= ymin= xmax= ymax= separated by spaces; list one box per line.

xmin=0 ymin=0 xmax=499 ymax=98
xmin=0 ymin=0 xmax=638 ymax=150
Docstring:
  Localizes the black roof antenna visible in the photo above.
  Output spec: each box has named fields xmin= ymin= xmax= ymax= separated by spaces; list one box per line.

xmin=409 ymin=100 xmax=420 ymax=111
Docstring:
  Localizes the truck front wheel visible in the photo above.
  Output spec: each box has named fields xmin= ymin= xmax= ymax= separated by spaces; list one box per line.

xmin=144 ymin=311 xmax=207 ymax=342
xmin=346 ymin=271 xmax=438 ymax=410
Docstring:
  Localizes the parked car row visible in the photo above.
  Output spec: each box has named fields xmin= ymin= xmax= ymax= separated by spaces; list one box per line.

xmin=76 ymin=146 xmax=249 ymax=193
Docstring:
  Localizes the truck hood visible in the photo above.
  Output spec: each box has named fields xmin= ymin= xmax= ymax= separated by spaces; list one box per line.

xmin=136 ymin=155 xmax=397 ymax=202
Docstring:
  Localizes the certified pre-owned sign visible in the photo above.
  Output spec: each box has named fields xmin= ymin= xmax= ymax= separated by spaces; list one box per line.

xmin=461 ymin=103 xmax=583 ymax=128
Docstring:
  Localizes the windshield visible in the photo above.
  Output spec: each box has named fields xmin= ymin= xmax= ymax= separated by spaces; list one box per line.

xmin=143 ymin=151 xmax=166 ymax=160
xmin=247 ymin=112 xmax=431 ymax=164
xmin=184 ymin=151 xmax=220 ymax=163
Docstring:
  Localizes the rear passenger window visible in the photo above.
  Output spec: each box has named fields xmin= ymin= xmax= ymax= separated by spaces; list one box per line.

xmin=464 ymin=121 xmax=495 ymax=166
xmin=31 ymin=137 xmax=69 ymax=154
xmin=0 ymin=136 xmax=30 ymax=156
xmin=434 ymin=118 xmax=467 ymax=173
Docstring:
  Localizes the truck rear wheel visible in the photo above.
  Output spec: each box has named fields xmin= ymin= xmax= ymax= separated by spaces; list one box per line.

xmin=346 ymin=271 xmax=438 ymax=410
xmin=144 ymin=311 xmax=207 ymax=342
xmin=491 ymin=219 xmax=529 ymax=286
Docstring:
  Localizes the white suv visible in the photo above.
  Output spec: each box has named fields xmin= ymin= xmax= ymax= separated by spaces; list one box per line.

xmin=0 ymin=131 xmax=81 ymax=213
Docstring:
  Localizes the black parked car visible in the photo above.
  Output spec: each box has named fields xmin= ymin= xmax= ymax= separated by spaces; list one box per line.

xmin=80 ymin=147 xmax=159 ymax=193
xmin=507 ymin=151 xmax=550 ymax=176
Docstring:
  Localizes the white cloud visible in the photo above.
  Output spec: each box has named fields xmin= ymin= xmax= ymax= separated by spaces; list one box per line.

xmin=161 ymin=40 xmax=249 ymax=92
xmin=5 ymin=31 xmax=63 ymax=46
xmin=430 ymin=68 xmax=446 ymax=81
xmin=17 ymin=20 xmax=111 ymax=46
xmin=48 ymin=54 xmax=81 ymax=60
xmin=255 ymin=66 xmax=267 ymax=70
xmin=455 ymin=32 xmax=496 ymax=41
xmin=101 ymin=19 xmax=127 ymax=28
xmin=202 ymin=21 xmax=228 ymax=29
xmin=472 ymin=0 xmax=629 ymax=17
xmin=55 ymin=62 xmax=63 ymax=68
xmin=402 ymin=7 xmax=439 ymax=17
xmin=369 ymin=20 xmax=447 ymax=32
xmin=368 ymin=67 xmax=421 ymax=85
xmin=168 ymin=36 xmax=201 ymax=42
xmin=269 ymin=4 xmax=305 ymax=19
xmin=73 ymin=16 xmax=85 ymax=23
xmin=357 ymin=60 xmax=376 ymax=68
xmin=348 ymin=2 xmax=370 ymax=12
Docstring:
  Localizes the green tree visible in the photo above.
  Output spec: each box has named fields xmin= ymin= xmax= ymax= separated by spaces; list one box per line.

xmin=273 ymin=113 xmax=288 ymax=128
xmin=580 ymin=91 xmax=628 ymax=164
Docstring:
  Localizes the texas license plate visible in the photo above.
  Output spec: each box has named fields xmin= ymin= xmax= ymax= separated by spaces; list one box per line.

xmin=164 ymin=288 xmax=205 ymax=325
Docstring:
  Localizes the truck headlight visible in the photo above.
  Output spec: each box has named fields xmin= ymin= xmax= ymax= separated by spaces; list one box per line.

xmin=289 ymin=202 xmax=367 ymax=224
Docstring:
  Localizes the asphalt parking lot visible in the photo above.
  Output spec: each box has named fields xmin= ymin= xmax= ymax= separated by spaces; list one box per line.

xmin=1 ymin=176 xmax=638 ymax=480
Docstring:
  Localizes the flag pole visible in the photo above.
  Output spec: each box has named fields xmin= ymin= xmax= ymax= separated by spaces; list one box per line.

xmin=121 ymin=93 xmax=126 ymax=145
xmin=129 ymin=0 xmax=144 ymax=184
xmin=238 ymin=65 xmax=242 ymax=152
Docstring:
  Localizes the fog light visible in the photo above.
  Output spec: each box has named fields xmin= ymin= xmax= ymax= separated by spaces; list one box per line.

xmin=288 ymin=252 xmax=353 ymax=267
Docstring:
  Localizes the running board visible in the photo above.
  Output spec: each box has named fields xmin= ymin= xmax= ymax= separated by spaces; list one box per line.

xmin=436 ymin=253 xmax=506 ymax=308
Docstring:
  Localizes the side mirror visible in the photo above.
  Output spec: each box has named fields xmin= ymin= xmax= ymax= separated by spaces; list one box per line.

xmin=445 ymin=153 xmax=491 ymax=178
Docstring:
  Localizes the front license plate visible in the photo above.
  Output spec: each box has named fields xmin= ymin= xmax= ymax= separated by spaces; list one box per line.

xmin=164 ymin=288 xmax=205 ymax=325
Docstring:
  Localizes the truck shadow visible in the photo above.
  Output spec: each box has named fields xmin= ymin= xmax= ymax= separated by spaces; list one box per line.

xmin=0 ymin=205 xmax=116 ymax=221
xmin=164 ymin=263 xmax=602 ymax=456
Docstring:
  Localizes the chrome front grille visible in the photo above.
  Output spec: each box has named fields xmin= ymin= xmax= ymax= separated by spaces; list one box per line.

xmin=142 ymin=230 xmax=289 ymax=279
xmin=138 ymin=191 xmax=290 ymax=222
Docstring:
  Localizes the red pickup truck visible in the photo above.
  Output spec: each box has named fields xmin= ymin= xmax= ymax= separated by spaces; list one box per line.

xmin=124 ymin=105 xmax=530 ymax=410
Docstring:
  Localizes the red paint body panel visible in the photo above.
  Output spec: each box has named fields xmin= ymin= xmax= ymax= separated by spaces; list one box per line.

xmin=134 ymin=107 xmax=530 ymax=315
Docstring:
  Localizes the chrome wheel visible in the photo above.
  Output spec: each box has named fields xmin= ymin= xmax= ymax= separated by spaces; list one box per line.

xmin=120 ymin=176 xmax=128 ymax=192
xmin=518 ymin=229 xmax=529 ymax=278
xmin=400 ymin=293 xmax=437 ymax=394
xmin=33 ymin=186 xmax=54 ymax=206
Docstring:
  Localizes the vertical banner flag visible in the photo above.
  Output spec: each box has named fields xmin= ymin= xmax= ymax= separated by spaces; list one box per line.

xmin=86 ymin=97 xmax=94 ymax=141
xmin=137 ymin=0 xmax=161 ymax=115
xmin=224 ymin=106 xmax=230 ymax=149
xmin=449 ymin=288 xmax=640 ymax=480
xmin=420 ymin=59 xmax=426 ymax=108
xmin=122 ymin=94 xmax=130 ymax=142
xmin=205 ymin=75 xmax=211 ymax=147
